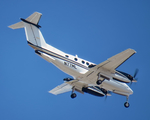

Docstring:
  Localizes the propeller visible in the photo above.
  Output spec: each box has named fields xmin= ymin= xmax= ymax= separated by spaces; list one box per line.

xmin=104 ymin=91 xmax=112 ymax=101
xmin=130 ymin=69 xmax=139 ymax=85
xmin=133 ymin=69 xmax=139 ymax=80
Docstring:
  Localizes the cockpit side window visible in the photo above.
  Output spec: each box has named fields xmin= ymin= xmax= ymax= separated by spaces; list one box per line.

xmin=88 ymin=64 xmax=96 ymax=68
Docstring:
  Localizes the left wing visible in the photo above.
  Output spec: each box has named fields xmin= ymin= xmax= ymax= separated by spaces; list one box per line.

xmin=49 ymin=83 xmax=72 ymax=95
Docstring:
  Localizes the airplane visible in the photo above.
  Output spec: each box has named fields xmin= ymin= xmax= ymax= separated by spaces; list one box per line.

xmin=9 ymin=12 xmax=138 ymax=108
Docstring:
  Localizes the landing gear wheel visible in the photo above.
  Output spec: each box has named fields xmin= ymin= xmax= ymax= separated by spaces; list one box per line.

xmin=96 ymin=80 xmax=102 ymax=85
xmin=71 ymin=93 xmax=77 ymax=99
xmin=124 ymin=102 xmax=130 ymax=108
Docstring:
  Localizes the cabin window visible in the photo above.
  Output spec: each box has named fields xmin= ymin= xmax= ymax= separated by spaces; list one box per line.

xmin=65 ymin=55 xmax=69 ymax=58
xmin=74 ymin=58 xmax=78 ymax=61
xmin=86 ymin=62 xmax=89 ymax=65
xmin=82 ymin=61 xmax=85 ymax=64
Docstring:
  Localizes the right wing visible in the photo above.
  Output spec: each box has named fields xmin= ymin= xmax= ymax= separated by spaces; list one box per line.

xmin=101 ymin=48 xmax=136 ymax=71
xmin=49 ymin=83 xmax=72 ymax=95
xmin=80 ymin=48 xmax=136 ymax=84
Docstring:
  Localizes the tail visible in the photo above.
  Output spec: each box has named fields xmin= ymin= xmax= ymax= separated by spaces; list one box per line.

xmin=8 ymin=12 xmax=46 ymax=47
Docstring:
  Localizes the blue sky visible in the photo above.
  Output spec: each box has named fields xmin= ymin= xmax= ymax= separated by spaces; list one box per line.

xmin=1 ymin=0 xmax=150 ymax=120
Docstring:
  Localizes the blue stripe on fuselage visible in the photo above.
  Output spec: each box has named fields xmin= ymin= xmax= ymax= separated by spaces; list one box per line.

xmin=28 ymin=42 xmax=90 ymax=70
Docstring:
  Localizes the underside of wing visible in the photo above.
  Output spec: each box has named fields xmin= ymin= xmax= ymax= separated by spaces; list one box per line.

xmin=85 ymin=48 xmax=136 ymax=74
xmin=80 ymin=48 xmax=136 ymax=84
xmin=49 ymin=83 xmax=72 ymax=95
xmin=102 ymin=48 xmax=136 ymax=71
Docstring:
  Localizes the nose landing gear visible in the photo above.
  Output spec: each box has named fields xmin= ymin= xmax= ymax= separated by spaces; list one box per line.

xmin=124 ymin=96 xmax=130 ymax=108
xmin=124 ymin=102 xmax=130 ymax=108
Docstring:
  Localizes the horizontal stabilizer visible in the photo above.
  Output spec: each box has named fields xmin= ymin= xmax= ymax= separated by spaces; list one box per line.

xmin=8 ymin=12 xmax=42 ymax=29
xmin=8 ymin=21 xmax=24 ymax=29
xmin=49 ymin=83 xmax=72 ymax=95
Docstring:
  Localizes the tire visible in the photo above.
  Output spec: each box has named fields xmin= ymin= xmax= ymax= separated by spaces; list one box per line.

xmin=96 ymin=80 xmax=102 ymax=85
xmin=71 ymin=93 xmax=77 ymax=98
xmin=124 ymin=102 xmax=130 ymax=108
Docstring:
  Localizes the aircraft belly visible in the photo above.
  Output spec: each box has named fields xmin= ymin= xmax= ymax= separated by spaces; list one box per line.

xmin=35 ymin=51 xmax=55 ymax=63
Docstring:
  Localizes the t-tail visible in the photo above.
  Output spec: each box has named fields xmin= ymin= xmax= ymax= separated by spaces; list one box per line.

xmin=8 ymin=12 xmax=47 ymax=48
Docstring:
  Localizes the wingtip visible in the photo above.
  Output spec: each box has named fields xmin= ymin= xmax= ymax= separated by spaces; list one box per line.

xmin=48 ymin=90 xmax=57 ymax=95
xmin=128 ymin=48 xmax=137 ymax=54
xmin=48 ymin=90 xmax=53 ymax=94
xmin=34 ymin=11 xmax=42 ymax=15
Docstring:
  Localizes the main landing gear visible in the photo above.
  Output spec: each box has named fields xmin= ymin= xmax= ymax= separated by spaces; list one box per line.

xmin=70 ymin=86 xmax=77 ymax=99
xmin=96 ymin=80 xmax=103 ymax=85
xmin=124 ymin=96 xmax=130 ymax=108
xmin=96 ymin=73 xmax=103 ymax=85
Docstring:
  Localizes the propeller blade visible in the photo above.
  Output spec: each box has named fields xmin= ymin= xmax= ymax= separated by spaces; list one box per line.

xmin=105 ymin=95 xmax=107 ymax=101
xmin=133 ymin=69 xmax=139 ymax=78
xmin=104 ymin=91 xmax=112 ymax=101
xmin=130 ymin=69 xmax=139 ymax=86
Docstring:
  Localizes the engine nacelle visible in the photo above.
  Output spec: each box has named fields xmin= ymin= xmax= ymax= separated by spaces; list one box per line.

xmin=113 ymin=71 xmax=131 ymax=83
xmin=82 ymin=86 xmax=105 ymax=97
xmin=114 ymin=70 xmax=137 ymax=83
xmin=63 ymin=78 xmax=74 ymax=82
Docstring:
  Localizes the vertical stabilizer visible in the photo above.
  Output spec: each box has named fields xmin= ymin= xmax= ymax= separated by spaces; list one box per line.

xmin=8 ymin=12 xmax=46 ymax=47
xmin=25 ymin=12 xmax=42 ymax=25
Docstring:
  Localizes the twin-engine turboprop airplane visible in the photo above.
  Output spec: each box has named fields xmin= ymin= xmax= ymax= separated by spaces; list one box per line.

xmin=9 ymin=12 xmax=137 ymax=108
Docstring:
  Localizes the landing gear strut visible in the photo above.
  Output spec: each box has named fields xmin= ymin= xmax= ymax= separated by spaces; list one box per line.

xmin=124 ymin=96 xmax=130 ymax=108
xmin=70 ymin=86 xmax=77 ymax=99
xmin=96 ymin=73 xmax=103 ymax=85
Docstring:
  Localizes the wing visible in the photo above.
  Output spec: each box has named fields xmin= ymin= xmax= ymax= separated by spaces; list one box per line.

xmin=49 ymin=80 xmax=87 ymax=95
xmin=80 ymin=48 xmax=136 ymax=83
xmin=101 ymin=48 xmax=136 ymax=71
xmin=49 ymin=83 xmax=72 ymax=95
